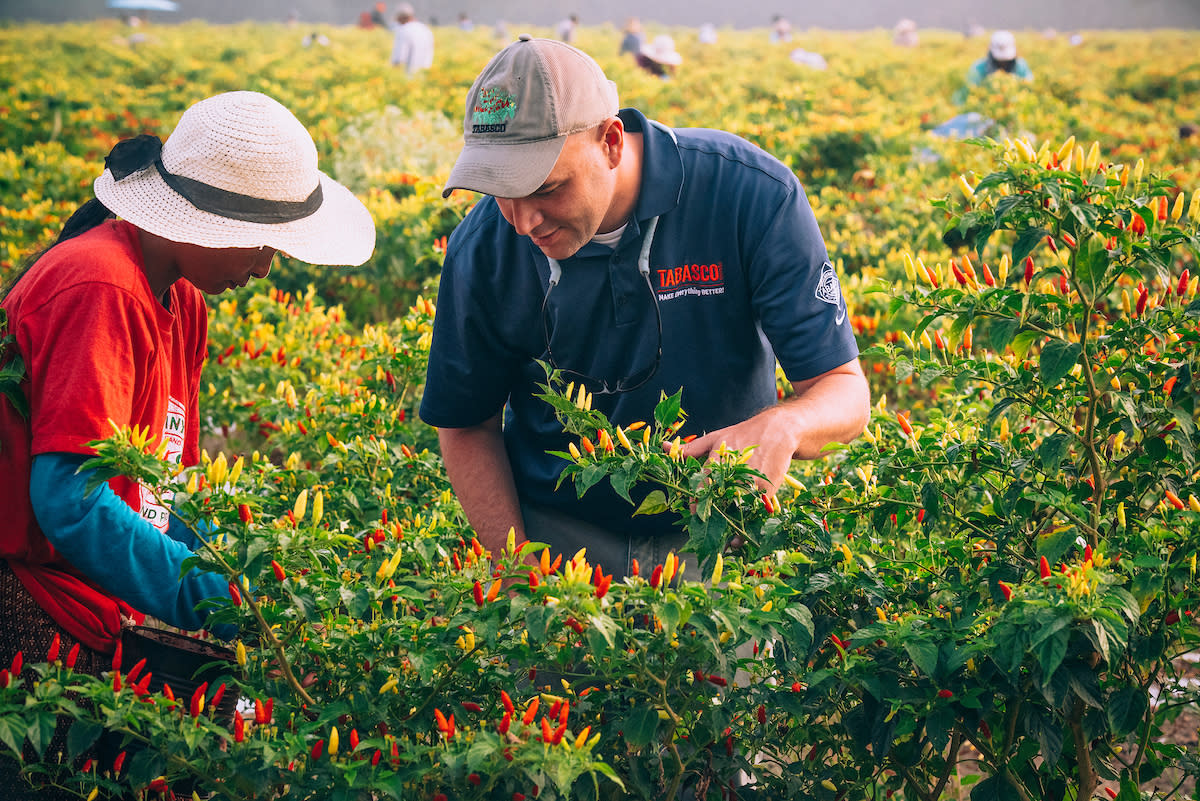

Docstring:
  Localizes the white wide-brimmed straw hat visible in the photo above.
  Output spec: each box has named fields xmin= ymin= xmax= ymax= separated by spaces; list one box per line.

xmin=641 ymin=35 xmax=683 ymax=66
xmin=93 ymin=90 xmax=375 ymax=266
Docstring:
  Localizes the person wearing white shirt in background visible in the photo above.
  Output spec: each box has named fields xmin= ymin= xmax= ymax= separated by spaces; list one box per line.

xmin=390 ymin=3 xmax=434 ymax=75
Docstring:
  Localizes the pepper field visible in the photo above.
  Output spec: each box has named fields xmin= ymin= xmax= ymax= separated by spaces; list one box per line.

xmin=1 ymin=20 xmax=1199 ymax=801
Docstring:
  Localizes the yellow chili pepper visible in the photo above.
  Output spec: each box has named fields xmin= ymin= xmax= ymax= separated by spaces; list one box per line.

xmin=293 ymin=489 xmax=308 ymax=523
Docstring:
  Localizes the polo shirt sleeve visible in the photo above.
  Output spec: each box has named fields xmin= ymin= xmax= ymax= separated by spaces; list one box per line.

xmin=745 ymin=182 xmax=860 ymax=383
xmin=420 ymin=231 xmax=528 ymax=429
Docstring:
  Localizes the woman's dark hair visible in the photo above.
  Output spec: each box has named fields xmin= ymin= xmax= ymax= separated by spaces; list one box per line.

xmin=1 ymin=198 xmax=113 ymax=298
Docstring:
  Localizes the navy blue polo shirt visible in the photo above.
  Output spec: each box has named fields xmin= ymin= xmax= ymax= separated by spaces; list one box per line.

xmin=421 ymin=108 xmax=859 ymax=536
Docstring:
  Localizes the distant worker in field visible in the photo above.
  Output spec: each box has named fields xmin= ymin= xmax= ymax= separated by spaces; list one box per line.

xmin=422 ymin=36 xmax=869 ymax=581
xmin=769 ymin=14 xmax=792 ymax=44
xmin=619 ymin=17 xmax=644 ymax=57
xmin=390 ymin=2 xmax=435 ymax=74
xmin=556 ymin=14 xmax=579 ymax=44
xmin=893 ymin=18 xmax=919 ymax=48
xmin=0 ymin=90 xmax=374 ymax=799
xmin=635 ymin=34 xmax=682 ymax=79
xmin=958 ymin=29 xmax=1033 ymax=101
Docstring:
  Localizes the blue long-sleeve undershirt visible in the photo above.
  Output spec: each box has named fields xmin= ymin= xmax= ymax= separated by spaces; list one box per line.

xmin=30 ymin=452 xmax=236 ymax=640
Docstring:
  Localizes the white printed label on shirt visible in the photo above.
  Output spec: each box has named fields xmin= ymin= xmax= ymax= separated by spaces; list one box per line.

xmin=139 ymin=395 xmax=186 ymax=532
xmin=815 ymin=262 xmax=847 ymax=326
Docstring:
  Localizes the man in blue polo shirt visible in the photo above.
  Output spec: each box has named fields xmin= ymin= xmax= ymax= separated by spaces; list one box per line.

xmin=420 ymin=36 xmax=870 ymax=577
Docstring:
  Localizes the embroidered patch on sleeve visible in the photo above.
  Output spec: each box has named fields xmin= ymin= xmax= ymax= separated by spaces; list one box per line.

xmin=815 ymin=262 xmax=847 ymax=325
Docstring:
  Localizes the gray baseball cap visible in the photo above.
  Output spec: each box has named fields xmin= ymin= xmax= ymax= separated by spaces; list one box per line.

xmin=442 ymin=35 xmax=619 ymax=199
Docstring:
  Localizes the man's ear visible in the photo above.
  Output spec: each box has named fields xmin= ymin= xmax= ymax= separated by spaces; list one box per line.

xmin=599 ymin=117 xmax=625 ymax=167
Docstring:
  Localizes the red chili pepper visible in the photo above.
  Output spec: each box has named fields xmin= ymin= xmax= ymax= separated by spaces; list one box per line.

xmin=951 ymin=261 xmax=967 ymax=286
xmin=1083 ymin=544 xmax=1093 ymax=562
xmin=706 ymin=674 xmax=728 ymax=687
xmin=1165 ymin=489 xmax=1186 ymax=510
xmin=45 ymin=633 xmax=60 ymax=663
xmin=522 ymin=698 xmax=539 ymax=726
xmin=1178 ymin=269 xmax=1190 ymax=296
xmin=234 ymin=713 xmax=245 ymax=743
xmin=238 ymin=504 xmax=253 ymax=524
xmin=113 ymin=750 xmax=127 ymax=774
xmin=896 ymin=410 xmax=913 ymax=436
xmin=982 ymin=262 xmax=996 ymax=286
xmin=757 ymin=705 xmax=766 ymax=724
xmin=472 ymin=580 xmax=485 ymax=607
xmin=1105 ymin=788 xmax=1118 ymax=799
xmin=937 ymin=689 xmax=954 ymax=698
xmin=500 ymin=690 xmax=515 ymax=715
xmin=1131 ymin=214 xmax=1147 ymax=237
xmin=998 ymin=581 xmax=1013 ymax=601
xmin=979 ymin=720 xmax=992 ymax=738
xmin=1165 ymin=610 xmax=1181 ymax=625
xmin=469 ymin=773 xmax=482 ymax=786
xmin=126 ymin=657 xmax=146 ymax=685
xmin=630 ymin=558 xmax=640 ymax=577
xmin=229 ymin=581 xmax=243 ymax=607
xmin=1059 ymin=274 xmax=1069 ymax=295
xmin=461 ymin=701 xmax=483 ymax=713
xmin=271 ymin=560 xmax=286 ymax=582
xmin=371 ymin=749 xmax=381 ymax=766
xmin=254 ymin=698 xmax=269 ymax=725
xmin=209 ymin=683 xmax=226 ymax=712
xmin=1045 ymin=235 xmax=1058 ymax=253
xmin=109 ymin=642 xmax=120 ymax=674
xmin=595 ymin=572 xmax=612 ymax=599
xmin=650 ymin=564 xmax=664 ymax=588
xmin=541 ymin=716 xmax=554 ymax=742
xmin=1039 ymin=555 xmax=1052 ymax=580
xmin=566 ymin=617 xmax=585 ymax=635
xmin=390 ymin=740 xmax=399 ymax=766
xmin=190 ymin=681 xmax=208 ymax=719
xmin=349 ymin=728 xmax=360 ymax=750
xmin=64 ymin=643 xmax=79 ymax=670
xmin=311 ymin=738 xmax=324 ymax=760
xmin=528 ymin=570 xmax=540 ymax=588
xmin=1024 ymin=256 xmax=1035 ymax=284
xmin=498 ymin=709 xmax=512 ymax=734
xmin=791 ymin=681 xmax=803 ymax=693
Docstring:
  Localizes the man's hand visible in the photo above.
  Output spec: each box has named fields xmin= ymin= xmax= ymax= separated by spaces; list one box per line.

xmin=677 ymin=359 xmax=871 ymax=493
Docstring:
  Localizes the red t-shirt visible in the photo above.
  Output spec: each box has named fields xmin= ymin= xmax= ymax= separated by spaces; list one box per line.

xmin=0 ymin=220 xmax=207 ymax=653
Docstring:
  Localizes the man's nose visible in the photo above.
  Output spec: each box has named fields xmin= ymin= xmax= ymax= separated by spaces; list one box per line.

xmin=500 ymin=198 xmax=542 ymax=237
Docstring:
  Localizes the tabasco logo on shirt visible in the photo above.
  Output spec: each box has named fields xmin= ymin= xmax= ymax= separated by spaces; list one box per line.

xmin=655 ymin=262 xmax=725 ymax=300
xmin=138 ymin=395 xmax=186 ymax=533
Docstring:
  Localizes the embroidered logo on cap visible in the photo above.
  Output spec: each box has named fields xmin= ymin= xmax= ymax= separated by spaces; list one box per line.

xmin=815 ymin=261 xmax=847 ymax=325
xmin=472 ymin=87 xmax=518 ymax=133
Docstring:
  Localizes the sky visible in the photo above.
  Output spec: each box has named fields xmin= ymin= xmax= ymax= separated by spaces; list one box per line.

xmin=3 ymin=0 xmax=1199 ymax=29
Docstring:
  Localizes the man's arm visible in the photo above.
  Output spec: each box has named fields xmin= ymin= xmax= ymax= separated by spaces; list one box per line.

xmin=437 ymin=411 xmax=529 ymax=558
xmin=678 ymin=358 xmax=871 ymax=492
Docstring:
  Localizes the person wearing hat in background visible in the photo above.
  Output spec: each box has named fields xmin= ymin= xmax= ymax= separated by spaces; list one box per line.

xmin=421 ymin=36 xmax=869 ymax=582
xmin=619 ymin=17 xmax=644 ymax=58
xmin=962 ymin=29 xmax=1033 ymax=95
xmin=390 ymin=2 xmax=435 ymax=75
xmin=0 ymin=90 xmax=374 ymax=798
xmin=635 ymin=34 xmax=682 ymax=79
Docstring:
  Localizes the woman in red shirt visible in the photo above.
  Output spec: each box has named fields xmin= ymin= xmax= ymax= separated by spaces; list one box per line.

xmin=0 ymin=90 xmax=375 ymax=799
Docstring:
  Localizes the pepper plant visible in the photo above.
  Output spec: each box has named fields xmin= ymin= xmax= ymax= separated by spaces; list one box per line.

xmin=0 ymin=138 xmax=1198 ymax=801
